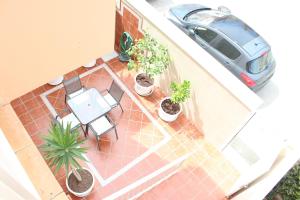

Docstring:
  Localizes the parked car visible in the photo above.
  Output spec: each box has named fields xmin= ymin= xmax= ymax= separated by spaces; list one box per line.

xmin=166 ymin=4 xmax=275 ymax=91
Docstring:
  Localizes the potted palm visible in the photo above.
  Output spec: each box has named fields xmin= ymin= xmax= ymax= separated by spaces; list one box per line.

xmin=41 ymin=122 xmax=94 ymax=197
xmin=127 ymin=31 xmax=170 ymax=96
xmin=159 ymin=80 xmax=191 ymax=122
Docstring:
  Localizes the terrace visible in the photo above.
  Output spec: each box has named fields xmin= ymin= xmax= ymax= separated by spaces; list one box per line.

xmin=0 ymin=0 xmax=298 ymax=200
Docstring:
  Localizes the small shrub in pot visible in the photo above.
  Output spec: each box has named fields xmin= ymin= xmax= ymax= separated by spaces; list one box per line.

xmin=127 ymin=31 xmax=170 ymax=96
xmin=159 ymin=80 xmax=191 ymax=122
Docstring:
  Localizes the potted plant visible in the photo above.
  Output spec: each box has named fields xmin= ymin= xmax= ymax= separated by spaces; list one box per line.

xmin=127 ymin=31 xmax=170 ymax=96
xmin=41 ymin=123 xmax=94 ymax=197
xmin=159 ymin=80 xmax=191 ymax=122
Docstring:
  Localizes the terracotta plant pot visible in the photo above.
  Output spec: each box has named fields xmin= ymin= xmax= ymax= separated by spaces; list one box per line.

xmin=66 ymin=167 xmax=94 ymax=197
xmin=134 ymin=73 xmax=154 ymax=96
xmin=158 ymin=97 xmax=182 ymax=122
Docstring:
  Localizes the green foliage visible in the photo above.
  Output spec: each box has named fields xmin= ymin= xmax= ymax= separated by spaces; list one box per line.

xmin=127 ymin=31 xmax=170 ymax=79
xmin=41 ymin=122 xmax=87 ymax=176
xmin=170 ymin=80 xmax=191 ymax=104
xmin=266 ymin=163 xmax=300 ymax=200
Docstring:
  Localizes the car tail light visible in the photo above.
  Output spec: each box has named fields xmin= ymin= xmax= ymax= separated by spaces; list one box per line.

xmin=240 ymin=72 xmax=256 ymax=87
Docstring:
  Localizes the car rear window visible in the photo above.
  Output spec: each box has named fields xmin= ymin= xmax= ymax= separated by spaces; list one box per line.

xmin=247 ymin=51 xmax=274 ymax=74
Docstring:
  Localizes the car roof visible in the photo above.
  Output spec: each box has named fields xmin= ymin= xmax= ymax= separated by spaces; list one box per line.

xmin=186 ymin=10 xmax=259 ymax=46
xmin=210 ymin=15 xmax=259 ymax=46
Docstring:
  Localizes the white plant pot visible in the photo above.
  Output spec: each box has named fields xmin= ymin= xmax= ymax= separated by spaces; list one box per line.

xmin=47 ymin=76 xmax=64 ymax=85
xmin=158 ymin=97 xmax=181 ymax=122
xmin=134 ymin=73 xmax=154 ymax=96
xmin=83 ymin=59 xmax=97 ymax=68
xmin=66 ymin=167 xmax=95 ymax=197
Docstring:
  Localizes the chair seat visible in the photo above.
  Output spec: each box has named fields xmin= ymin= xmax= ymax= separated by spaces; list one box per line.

xmin=90 ymin=116 xmax=114 ymax=136
xmin=68 ymin=88 xmax=85 ymax=98
xmin=58 ymin=113 xmax=80 ymax=130
xmin=103 ymin=93 xmax=118 ymax=107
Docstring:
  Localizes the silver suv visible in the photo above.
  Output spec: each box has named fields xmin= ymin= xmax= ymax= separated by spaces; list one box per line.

xmin=166 ymin=4 xmax=275 ymax=91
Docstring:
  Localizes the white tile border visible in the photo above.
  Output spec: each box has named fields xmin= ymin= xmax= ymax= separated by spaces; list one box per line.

xmin=40 ymin=62 xmax=171 ymax=187
xmin=104 ymin=151 xmax=194 ymax=200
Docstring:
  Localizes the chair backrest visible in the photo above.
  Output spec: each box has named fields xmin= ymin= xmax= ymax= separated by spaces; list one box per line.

xmin=108 ymin=80 xmax=124 ymax=103
xmin=63 ymin=75 xmax=83 ymax=95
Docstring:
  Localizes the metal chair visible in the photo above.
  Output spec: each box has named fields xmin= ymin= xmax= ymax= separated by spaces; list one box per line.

xmin=102 ymin=80 xmax=124 ymax=112
xmin=63 ymin=75 xmax=86 ymax=104
xmin=55 ymin=113 xmax=81 ymax=131
xmin=53 ymin=110 xmax=81 ymax=132
xmin=89 ymin=115 xmax=118 ymax=150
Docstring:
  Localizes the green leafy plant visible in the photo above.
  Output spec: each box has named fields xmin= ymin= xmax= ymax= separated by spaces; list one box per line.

xmin=127 ymin=31 xmax=170 ymax=79
xmin=41 ymin=122 xmax=87 ymax=181
xmin=266 ymin=162 xmax=300 ymax=200
xmin=170 ymin=80 xmax=191 ymax=104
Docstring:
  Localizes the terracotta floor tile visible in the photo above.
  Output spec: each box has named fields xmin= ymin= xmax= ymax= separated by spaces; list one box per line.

xmin=11 ymin=97 xmax=22 ymax=108
xmin=23 ymin=98 xmax=41 ymax=111
xmin=13 ymin=103 xmax=28 ymax=116
xmin=24 ymin=121 xmax=39 ymax=136
xmin=31 ymin=132 xmax=45 ymax=147
xmin=32 ymin=85 xmax=46 ymax=96
xmin=20 ymin=91 xmax=34 ymax=102
xmin=96 ymin=57 xmax=104 ymax=65
xmin=64 ymin=71 xmax=78 ymax=80
xmin=43 ymin=83 xmax=55 ymax=91
xmin=130 ymin=110 xmax=143 ymax=122
xmin=127 ymin=120 xmax=141 ymax=132
xmin=29 ymin=106 xmax=47 ymax=120
xmin=34 ymin=115 xmax=52 ymax=130
xmin=19 ymin=112 xmax=33 ymax=125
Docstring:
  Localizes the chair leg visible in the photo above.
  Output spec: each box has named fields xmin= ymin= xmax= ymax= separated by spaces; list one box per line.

xmin=97 ymin=136 xmax=100 ymax=150
xmin=64 ymin=95 xmax=67 ymax=104
xmin=114 ymin=127 xmax=119 ymax=140
xmin=119 ymin=103 xmax=124 ymax=113
xmin=80 ymin=125 xmax=86 ymax=137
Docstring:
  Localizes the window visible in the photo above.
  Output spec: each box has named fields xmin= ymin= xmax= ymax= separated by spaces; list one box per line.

xmin=194 ymin=27 xmax=217 ymax=43
xmin=212 ymin=38 xmax=241 ymax=60
xmin=247 ymin=51 xmax=274 ymax=74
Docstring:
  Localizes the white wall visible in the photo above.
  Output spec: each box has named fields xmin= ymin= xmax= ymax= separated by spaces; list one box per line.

xmin=0 ymin=129 xmax=40 ymax=200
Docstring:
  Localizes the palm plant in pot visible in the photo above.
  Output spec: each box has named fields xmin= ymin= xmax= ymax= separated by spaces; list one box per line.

xmin=41 ymin=122 xmax=94 ymax=197
xmin=159 ymin=80 xmax=191 ymax=122
xmin=127 ymin=31 xmax=170 ymax=96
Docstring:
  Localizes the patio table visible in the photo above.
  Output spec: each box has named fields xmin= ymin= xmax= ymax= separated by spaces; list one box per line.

xmin=67 ymin=88 xmax=111 ymax=137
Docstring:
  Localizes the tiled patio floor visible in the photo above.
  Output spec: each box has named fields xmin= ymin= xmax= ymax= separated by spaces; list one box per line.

xmin=11 ymin=55 xmax=239 ymax=199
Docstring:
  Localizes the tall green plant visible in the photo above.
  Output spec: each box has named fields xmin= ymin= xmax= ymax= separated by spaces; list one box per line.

xmin=41 ymin=122 xmax=87 ymax=181
xmin=170 ymin=80 xmax=191 ymax=104
xmin=127 ymin=31 xmax=170 ymax=79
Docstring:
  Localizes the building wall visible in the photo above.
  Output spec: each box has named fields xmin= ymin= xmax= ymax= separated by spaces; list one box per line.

xmin=116 ymin=0 xmax=254 ymax=148
xmin=0 ymin=105 xmax=68 ymax=199
xmin=0 ymin=0 xmax=116 ymax=104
